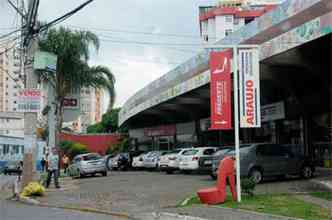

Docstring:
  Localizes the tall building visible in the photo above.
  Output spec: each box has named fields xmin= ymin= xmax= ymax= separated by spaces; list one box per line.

xmin=200 ymin=1 xmax=279 ymax=43
xmin=94 ymin=88 xmax=104 ymax=123
xmin=0 ymin=46 xmax=23 ymax=112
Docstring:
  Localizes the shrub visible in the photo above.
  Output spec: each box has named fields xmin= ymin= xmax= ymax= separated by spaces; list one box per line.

xmin=241 ymin=177 xmax=256 ymax=196
xmin=59 ymin=141 xmax=89 ymax=159
xmin=69 ymin=143 xmax=89 ymax=158
xmin=21 ymin=182 xmax=45 ymax=197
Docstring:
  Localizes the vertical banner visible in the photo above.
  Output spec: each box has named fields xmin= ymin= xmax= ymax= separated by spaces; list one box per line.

xmin=209 ymin=50 xmax=232 ymax=130
xmin=239 ymin=48 xmax=261 ymax=128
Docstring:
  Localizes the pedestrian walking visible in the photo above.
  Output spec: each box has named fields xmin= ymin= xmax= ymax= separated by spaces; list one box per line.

xmin=46 ymin=148 xmax=60 ymax=189
xmin=40 ymin=157 xmax=46 ymax=172
xmin=62 ymin=154 xmax=69 ymax=174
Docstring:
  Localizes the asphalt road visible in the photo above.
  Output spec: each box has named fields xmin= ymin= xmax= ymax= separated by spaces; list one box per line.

xmin=0 ymin=200 xmax=123 ymax=220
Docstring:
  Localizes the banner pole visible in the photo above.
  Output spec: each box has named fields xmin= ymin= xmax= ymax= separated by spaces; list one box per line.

xmin=233 ymin=46 xmax=241 ymax=202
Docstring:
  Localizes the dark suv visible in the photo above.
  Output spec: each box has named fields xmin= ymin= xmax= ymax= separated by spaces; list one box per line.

xmin=212 ymin=143 xmax=315 ymax=183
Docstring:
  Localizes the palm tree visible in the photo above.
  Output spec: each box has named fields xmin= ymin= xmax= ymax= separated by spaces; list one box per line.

xmin=38 ymin=27 xmax=115 ymax=143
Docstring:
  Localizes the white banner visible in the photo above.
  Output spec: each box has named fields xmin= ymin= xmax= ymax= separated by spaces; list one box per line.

xmin=239 ymin=48 xmax=261 ymax=128
xmin=17 ymin=89 xmax=41 ymax=112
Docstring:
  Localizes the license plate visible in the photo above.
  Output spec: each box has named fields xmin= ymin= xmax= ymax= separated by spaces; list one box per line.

xmin=204 ymin=160 xmax=212 ymax=165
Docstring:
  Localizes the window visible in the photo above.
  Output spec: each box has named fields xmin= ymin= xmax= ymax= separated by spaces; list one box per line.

xmin=234 ymin=18 xmax=239 ymax=25
xmin=12 ymin=145 xmax=20 ymax=154
xmin=203 ymin=149 xmax=216 ymax=155
xmin=225 ymin=15 xmax=233 ymax=23
xmin=3 ymin=144 xmax=10 ymax=154
xmin=225 ymin=29 xmax=233 ymax=36
xmin=183 ymin=149 xmax=199 ymax=156
xmin=256 ymin=144 xmax=283 ymax=156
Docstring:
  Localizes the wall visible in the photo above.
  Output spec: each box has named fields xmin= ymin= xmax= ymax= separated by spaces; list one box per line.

xmin=59 ymin=132 xmax=122 ymax=155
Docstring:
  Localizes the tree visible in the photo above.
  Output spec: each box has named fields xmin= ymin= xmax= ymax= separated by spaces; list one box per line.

xmin=38 ymin=27 xmax=115 ymax=145
xmin=87 ymin=108 xmax=126 ymax=133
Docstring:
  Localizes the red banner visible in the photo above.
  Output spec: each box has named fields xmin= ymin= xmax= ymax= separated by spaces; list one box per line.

xmin=209 ymin=50 xmax=232 ymax=130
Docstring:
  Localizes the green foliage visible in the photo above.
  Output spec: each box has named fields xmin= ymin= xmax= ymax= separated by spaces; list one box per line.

xmin=179 ymin=194 xmax=331 ymax=220
xmin=107 ymin=138 xmax=130 ymax=154
xmin=105 ymin=146 xmax=114 ymax=155
xmin=87 ymin=108 xmax=127 ymax=133
xmin=59 ymin=141 xmax=89 ymax=159
xmin=38 ymin=26 xmax=116 ymax=136
xmin=241 ymin=177 xmax=256 ymax=196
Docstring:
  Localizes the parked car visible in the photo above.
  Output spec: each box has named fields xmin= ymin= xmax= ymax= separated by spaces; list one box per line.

xmin=198 ymin=147 xmax=229 ymax=173
xmin=143 ymin=151 xmax=168 ymax=169
xmin=104 ymin=154 xmax=115 ymax=171
xmin=111 ymin=153 xmax=130 ymax=171
xmin=132 ymin=152 xmax=147 ymax=169
xmin=210 ymin=145 xmax=248 ymax=180
xmin=214 ymin=143 xmax=315 ymax=183
xmin=3 ymin=161 xmax=22 ymax=175
xmin=70 ymin=153 xmax=107 ymax=177
xmin=179 ymin=147 xmax=217 ymax=173
xmin=159 ymin=148 xmax=191 ymax=174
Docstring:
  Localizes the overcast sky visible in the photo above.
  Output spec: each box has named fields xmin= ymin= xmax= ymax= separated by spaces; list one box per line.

xmin=1 ymin=0 xmax=216 ymax=111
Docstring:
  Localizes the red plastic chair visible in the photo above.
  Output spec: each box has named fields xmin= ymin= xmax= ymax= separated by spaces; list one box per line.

xmin=197 ymin=156 xmax=237 ymax=204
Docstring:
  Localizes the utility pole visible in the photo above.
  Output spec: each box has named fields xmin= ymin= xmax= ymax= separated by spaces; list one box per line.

xmin=22 ymin=0 xmax=39 ymax=187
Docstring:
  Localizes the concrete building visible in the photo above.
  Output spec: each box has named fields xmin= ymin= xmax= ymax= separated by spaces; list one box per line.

xmin=200 ymin=2 xmax=277 ymax=43
xmin=119 ymin=0 xmax=332 ymax=161
xmin=0 ymin=47 xmax=23 ymax=112
xmin=0 ymin=112 xmax=24 ymax=137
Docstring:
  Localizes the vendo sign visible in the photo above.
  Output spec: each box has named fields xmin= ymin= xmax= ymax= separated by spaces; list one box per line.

xmin=239 ymin=49 xmax=261 ymax=128
xmin=17 ymin=89 xmax=41 ymax=112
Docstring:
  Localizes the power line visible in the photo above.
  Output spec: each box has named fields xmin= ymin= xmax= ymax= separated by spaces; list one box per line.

xmin=98 ymin=37 xmax=205 ymax=47
xmin=69 ymin=25 xmax=202 ymax=39
xmin=38 ymin=0 xmax=95 ymax=33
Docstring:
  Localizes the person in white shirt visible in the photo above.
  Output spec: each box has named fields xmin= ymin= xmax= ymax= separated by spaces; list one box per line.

xmin=46 ymin=148 xmax=60 ymax=188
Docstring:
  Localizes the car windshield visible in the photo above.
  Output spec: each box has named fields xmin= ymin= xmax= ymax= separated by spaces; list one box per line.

xmin=214 ymin=148 xmax=231 ymax=156
xmin=182 ymin=149 xmax=199 ymax=156
xmin=82 ymin=154 xmax=102 ymax=161
xmin=227 ymin=145 xmax=253 ymax=155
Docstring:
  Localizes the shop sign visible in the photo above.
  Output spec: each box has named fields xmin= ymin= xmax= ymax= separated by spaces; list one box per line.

xmin=209 ymin=50 xmax=232 ymax=130
xmin=144 ymin=125 xmax=176 ymax=137
xmin=63 ymin=97 xmax=79 ymax=109
xmin=17 ymin=89 xmax=41 ymax=112
xmin=33 ymin=51 xmax=57 ymax=73
xmin=261 ymin=101 xmax=285 ymax=122
xmin=239 ymin=49 xmax=261 ymax=128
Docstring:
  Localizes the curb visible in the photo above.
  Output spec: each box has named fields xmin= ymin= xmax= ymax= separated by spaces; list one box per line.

xmin=310 ymin=179 xmax=332 ymax=191
xmin=209 ymin=205 xmax=302 ymax=220
xmin=15 ymin=198 xmax=131 ymax=219
xmin=132 ymin=212 xmax=210 ymax=220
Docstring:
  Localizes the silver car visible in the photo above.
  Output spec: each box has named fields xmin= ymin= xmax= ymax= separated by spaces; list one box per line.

xmin=212 ymin=143 xmax=315 ymax=184
xmin=71 ymin=153 xmax=107 ymax=177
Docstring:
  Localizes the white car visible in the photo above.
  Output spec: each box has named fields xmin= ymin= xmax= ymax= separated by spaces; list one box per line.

xmin=159 ymin=149 xmax=191 ymax=174
xmin=143 ymin=151 xmax=168 ymax=169
xmin=179 ymin=147 xmax=217 ymax=172
xmin=132 ymin=153 xmax=147 ymax=169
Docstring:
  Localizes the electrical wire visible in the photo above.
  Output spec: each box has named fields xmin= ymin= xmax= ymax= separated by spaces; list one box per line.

xmin=38 ymin=0 xmax=94 ymax=33
xmin=69 ymin=25 xmax=202 ymax=39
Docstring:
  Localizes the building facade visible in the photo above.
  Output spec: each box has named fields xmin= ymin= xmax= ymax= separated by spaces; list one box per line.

xmin=0 ymin=47 xmax=23 ymax=112
xmin=119 ymin=0 xmax=332 ymax=165
xmin=200 ymin=2 xmax=277 ymax=43
xmin=0 ymin=112 xmax=24 ymax=137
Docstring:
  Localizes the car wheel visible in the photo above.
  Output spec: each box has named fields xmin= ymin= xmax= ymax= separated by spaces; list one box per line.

xmin=102 ymin=171 xmax=107 ymax=176
xmin=301 ymin=165 xmax=313 ymax=179
xmin=79 ymin=171 xmax=85 ymax=178
xmin=249 ymin=169 xmax=263 ymax=184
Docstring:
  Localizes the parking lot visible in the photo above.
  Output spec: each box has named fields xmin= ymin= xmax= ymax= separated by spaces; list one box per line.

xmin=39 ymin=168 xmax=332 ymax=217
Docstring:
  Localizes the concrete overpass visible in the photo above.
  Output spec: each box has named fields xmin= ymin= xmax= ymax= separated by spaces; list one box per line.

xmin=119 ymin=0 xmax=332 ymax=154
